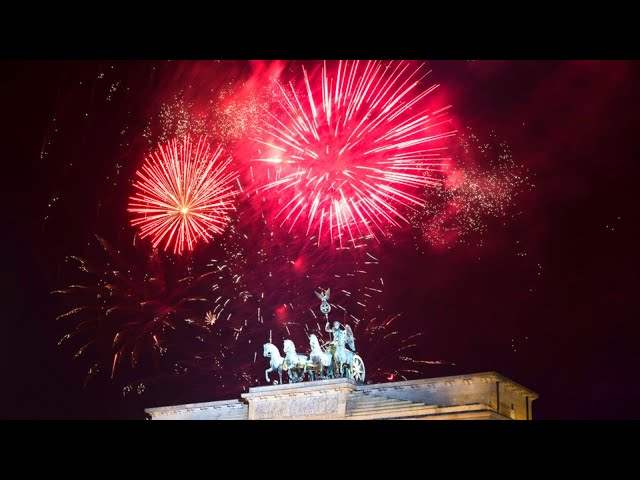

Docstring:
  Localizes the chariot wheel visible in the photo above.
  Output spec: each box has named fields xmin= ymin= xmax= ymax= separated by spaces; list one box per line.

xmin=350 ymin=355 xmax=366 ymax=383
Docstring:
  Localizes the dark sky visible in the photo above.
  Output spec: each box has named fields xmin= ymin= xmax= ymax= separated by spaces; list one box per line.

xmin=1 ymin=60 xmax=639 ymax=420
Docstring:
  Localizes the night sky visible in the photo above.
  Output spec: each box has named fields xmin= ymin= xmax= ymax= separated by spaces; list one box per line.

xmin=2 ymin=60 xmax=638 ymax=420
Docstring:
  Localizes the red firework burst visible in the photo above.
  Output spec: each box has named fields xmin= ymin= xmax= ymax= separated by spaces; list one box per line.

xmin=254 ymin=60 xmax=457 ymax=247
xmin=129 ymin=135 xmax=239 ymax=254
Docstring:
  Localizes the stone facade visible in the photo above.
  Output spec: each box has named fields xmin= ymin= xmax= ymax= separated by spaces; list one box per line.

xmin=145 ymin=372 xmax=538 ymax=420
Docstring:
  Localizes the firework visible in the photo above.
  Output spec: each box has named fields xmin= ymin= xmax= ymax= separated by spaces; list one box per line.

xmin=53 ymin=235 xmax=232 ymax=385
xmin=128 ymin=135 xmax=239 ymax=254
xmin=252 ymin=60 xmax=456 ymax=247
xmin=216 ymin=202 xmax=388 ymax=325
xmin=151 ymin=95 xmax=210 ymax=144
xmin=212 ymin=82 xmax=278 ymax=143
xmin=415 ymin=129 xmax=530 ymax=248
xmin=145 ymin=83 xmax=277 ymax=146
xmin=350 ymin=313 xmax=454 ymax=383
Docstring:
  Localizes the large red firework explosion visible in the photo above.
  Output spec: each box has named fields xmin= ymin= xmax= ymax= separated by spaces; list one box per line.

xmin=128 ymin=135 xmax=239 ymax=254
xmin=253 ymin=60 xmax=457 ymax=247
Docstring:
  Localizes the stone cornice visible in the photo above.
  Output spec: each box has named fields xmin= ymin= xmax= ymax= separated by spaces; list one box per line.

xmin=145 ymin=398 xmax=245 ymax=416
xmin=242 ymin=377 xmax=357 ymax=401
xmin=357 ymin=372 xmax=539 ymax=399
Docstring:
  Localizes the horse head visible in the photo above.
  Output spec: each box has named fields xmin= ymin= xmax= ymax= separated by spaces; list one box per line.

xmin=309 ymin=334 xmax=320 ymax=351
xmin=263 ymin=343 xmax=276 ymax=357
xmin=283 ymin=339 xmax=295 ymax=355
xmin=345 ymin=325 xmax=355 ymax=351
xmin=347 ymin=337 xmax=355 ymax=351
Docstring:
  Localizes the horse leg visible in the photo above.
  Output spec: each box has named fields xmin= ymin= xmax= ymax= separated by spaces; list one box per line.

xmin=265 ymin=367 xmax=272 ymax=383
xmin=321 ymin=357 xmax=333 ymax=378
xmin=278 ymin=366 xmax=282 ymax=385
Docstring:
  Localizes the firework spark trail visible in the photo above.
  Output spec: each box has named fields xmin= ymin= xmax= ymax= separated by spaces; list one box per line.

xmin=347 ymin=313 xmax=454 ymax=382
xmin=53 ymin=234 xmax=238 ymax=386
xmin=414 ymin=129 xmax=530 ymax=248
xmin=252 ymin=60 xmax=456 ymax=247
xmin=128 ymin=135 xmax=239 ymax=254
xmin=144 ymin=79 xmax=279 ymax=147
xmin=186 ymin=201 xmax=397 ymax=384
xmin=210 ymin=209 xmax=388 ymax=332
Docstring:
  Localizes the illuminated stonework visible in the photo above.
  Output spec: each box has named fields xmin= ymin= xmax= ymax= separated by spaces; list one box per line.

xmin=144 ymin=372 xmax=539 ymax=420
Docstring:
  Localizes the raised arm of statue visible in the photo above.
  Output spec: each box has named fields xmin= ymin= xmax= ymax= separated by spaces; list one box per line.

xmin=325 ymin=321 xmax=332 ymax=333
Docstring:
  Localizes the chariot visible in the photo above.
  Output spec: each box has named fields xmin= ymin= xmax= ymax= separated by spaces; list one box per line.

xmin=262 ymin=288 xmax=366 ymax=385
xmin=263 ymin=330 xmax=365 ymax=385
